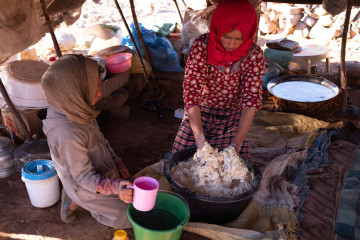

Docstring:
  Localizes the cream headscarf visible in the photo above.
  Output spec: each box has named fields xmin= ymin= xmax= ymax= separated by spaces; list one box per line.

xmin=41 ymin=54 xmax=100 ymax=124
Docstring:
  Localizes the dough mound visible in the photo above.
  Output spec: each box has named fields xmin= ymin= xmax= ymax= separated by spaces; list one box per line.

xmin=171 ymin=142 xmax=254 ymax=197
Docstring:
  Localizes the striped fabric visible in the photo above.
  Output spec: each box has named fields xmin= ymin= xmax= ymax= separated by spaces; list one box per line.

xmin=335 ymin=146 xmax=360 ymax=240
xmin=172 ymin=106 xmax=250 ymax=157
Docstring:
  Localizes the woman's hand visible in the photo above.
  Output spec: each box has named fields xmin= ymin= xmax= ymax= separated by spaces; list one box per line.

xmin=118 ymin=180 xmax=133 ymax=204
xmin=230 ymin=143 xmax=241 ymax=155
xmin=187 ymin=105 xmax=206 ymax=149
xmin=195 ymin=132 xmax=206 ymax=150
xmin=231 ymin=108 xmax=256 ymax=153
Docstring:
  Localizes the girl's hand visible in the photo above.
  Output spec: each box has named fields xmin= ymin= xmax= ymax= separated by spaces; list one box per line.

xmin=118 ymin=180 xmax=133 ymax=203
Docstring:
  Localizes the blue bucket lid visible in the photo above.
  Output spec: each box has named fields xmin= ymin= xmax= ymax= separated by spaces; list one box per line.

xmin=22 ymin=159 xmax=56 ymax=180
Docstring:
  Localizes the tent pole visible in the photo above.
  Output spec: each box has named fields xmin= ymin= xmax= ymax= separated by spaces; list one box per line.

xmin=129 ymin=0 xmax=151 ymax=69
xmin=129 ymin=0 xmax=156 ymax=80
xmin=340 ymin=0 xmax=354 ymax=112
xmin=113 ymin=0 xmax=151 ymax=86
xmin=173 ymin=0 xmax=184 ymax=24
xmin=0 ymin=78 xmax=33 ymax=141
xmin=39 ymin=0 xmax=62 ymax=58
xmin=181 ymin=0 xmax=187 ymax=8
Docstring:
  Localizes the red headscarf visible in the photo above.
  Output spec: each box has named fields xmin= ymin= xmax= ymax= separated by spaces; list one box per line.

xmin=207 ymin=0 xmax=258 ymax=66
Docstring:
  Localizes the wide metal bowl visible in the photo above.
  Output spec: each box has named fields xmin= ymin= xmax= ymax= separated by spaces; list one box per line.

xmin=267 ymin=74 xmax=339 ymax=103
xmin=267 ymin=75 xmax=341 ymax=116
xmin=163 ymin=147 xmax=262 ymax=224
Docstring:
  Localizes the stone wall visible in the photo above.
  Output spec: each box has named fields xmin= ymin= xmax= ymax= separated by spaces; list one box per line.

xmin=259 ymin=3 xmax=360 ymax=41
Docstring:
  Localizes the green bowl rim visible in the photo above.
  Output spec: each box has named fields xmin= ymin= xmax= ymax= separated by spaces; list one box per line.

xmin=127 ymin=190 xmax=190 ymax=233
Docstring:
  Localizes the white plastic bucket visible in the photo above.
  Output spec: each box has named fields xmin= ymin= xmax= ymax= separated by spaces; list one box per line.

xmin=21 ymin=159 xmax=60 ymax=208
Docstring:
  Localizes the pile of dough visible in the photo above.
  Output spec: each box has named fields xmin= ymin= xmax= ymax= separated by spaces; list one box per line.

xmin=171 ymin=142 xmax=254 ymax=197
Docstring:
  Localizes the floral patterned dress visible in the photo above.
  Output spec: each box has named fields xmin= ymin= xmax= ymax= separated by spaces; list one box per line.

xmin=172 ymin=34 xmax=265 ymax=156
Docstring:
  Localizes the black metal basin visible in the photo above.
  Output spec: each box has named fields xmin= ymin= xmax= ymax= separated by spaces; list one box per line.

xmin=163 ymin=147 xmax=262 ymax=224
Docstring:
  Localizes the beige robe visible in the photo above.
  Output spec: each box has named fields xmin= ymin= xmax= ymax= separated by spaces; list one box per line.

xmin=43 ymin=106 xmax=132 ymax=229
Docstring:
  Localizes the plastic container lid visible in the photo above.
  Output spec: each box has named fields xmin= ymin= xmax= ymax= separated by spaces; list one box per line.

xmin=113 ymin=230 xmax=128 ymax=240
xmin=22 ymin=159 xmax=56 ymax=180
xmin=1 ymin=60 xmax=49 ymax=108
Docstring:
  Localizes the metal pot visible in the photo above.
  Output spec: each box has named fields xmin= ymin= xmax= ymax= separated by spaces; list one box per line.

xmin=0 ymin=126 xmax=16 ymax=178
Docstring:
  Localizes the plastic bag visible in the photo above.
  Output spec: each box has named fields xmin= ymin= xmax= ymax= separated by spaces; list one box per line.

xmin=121 ymin=22 xmax=183 ymax=72
xmin=181 ymin=8 xmax=210 ymax=55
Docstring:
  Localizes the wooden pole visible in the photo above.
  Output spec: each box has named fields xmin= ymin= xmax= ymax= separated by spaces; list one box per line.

xmin=113 ymin=0 xmax=151 ymax=86
xmin=181 ymin=0 xmax=187 ymax=8
xmin=39 ymin=0 xmax=62 ymax=58
xmin=0 ymin=78 xmax=33 ymax=141
xmin=173 ymin=0 xmax=184 ymax=24
xmin=340 ymin=0 xmax=354 ymax=112
xmin=129 ymin=0 xmax=152 ymax=67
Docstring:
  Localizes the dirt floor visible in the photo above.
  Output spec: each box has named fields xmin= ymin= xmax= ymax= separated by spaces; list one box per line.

xmin=1 ymin=56 xmax=360 ymax=240
xmin=0 ymin=73 xmax=211 ymax=240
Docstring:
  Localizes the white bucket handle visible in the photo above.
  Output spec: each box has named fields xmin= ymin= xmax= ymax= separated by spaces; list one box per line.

xmin=37 ymin=164 xmax=43 ymax=173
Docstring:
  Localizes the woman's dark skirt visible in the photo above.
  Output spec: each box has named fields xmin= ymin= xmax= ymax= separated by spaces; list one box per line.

xmin=172 ymin=106 xmax=250 ymax=157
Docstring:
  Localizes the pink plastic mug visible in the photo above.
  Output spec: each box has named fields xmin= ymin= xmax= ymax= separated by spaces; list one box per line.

xmin=128 ymin=176 xmax=159 ymax=211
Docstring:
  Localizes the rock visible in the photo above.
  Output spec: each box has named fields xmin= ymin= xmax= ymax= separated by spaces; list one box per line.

xmin=260 ymin=14 xmax=277 ymax=34
xmin=330 ymin=29 xmax=342 ymax=39
xmin=270 ymin=3 xmax=290 ymax=14
xmin=332 ymin=12 xmax=346 ymax=31
xmin=317 ymin=14 xmax=334 ymax=27
xmin=330 ymin=12 xmax=357 ymax=38
xmin=289 ymin=7 xmax=304 ymax=15
xmin=353 ymin=19 xmax=360 ymax=32
xmin=278 ymin=15 xmax=288 ymax=29
xmin=307 ymin=11 xmax=320 ymax=20
xmin=284 ymin=27 xmax=295 ymax=36
xmin=312 ymin=5 xmax=328 ymax=16
xmin=294 ymin=21 xmax=310 ymax=38
xmin=349 ymin=29 xmax=357 ymax=39
xmin=304 ymin=15 xmax=316 ymax=27
xmin=350 ymin=33 xmax=360 ymax=43
xmin=260 ymin=21 xmax=278 ymax=35
xmin=309 ymin=21 xmax=334 ymax=40
xmin=289 ymin=13 xmax=304 ymax=27
xmin=255 ymin=3 xmax=360 ymax=42
xmin=269 ymin=10 xmax=280 ymax=22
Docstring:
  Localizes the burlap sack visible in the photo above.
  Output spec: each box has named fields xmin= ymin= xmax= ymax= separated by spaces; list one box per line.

xmin=0 ymin=0 xmax=44 ymax=59
xmin=322 ymin=0 xmax=348 ymax=15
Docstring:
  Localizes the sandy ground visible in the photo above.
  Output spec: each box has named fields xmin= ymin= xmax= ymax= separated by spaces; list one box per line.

xmin=1 ymin=1 xmax=360 ymax=240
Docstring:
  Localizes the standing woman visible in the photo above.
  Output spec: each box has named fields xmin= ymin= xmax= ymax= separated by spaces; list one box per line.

xmin=172 ymin=0 xmax=265 ymax=156
xmin=42 ymin=54 xmax=132 ymax=228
